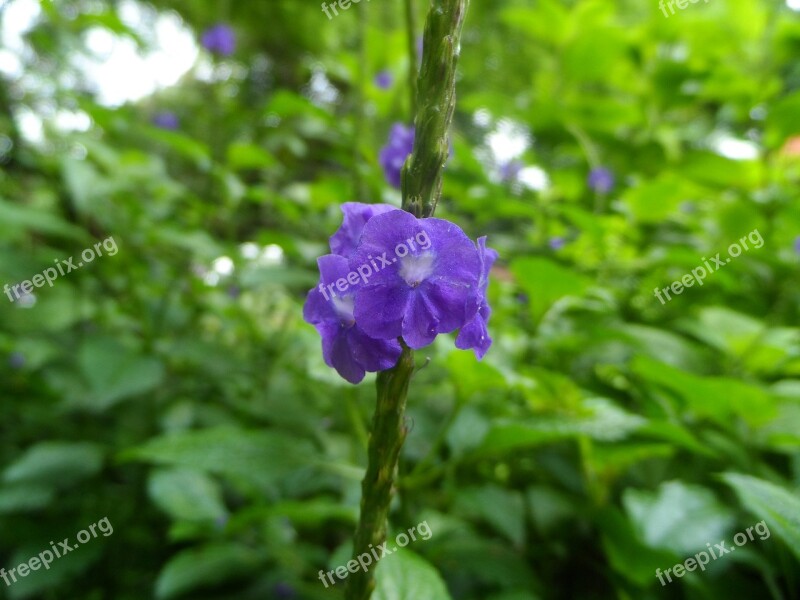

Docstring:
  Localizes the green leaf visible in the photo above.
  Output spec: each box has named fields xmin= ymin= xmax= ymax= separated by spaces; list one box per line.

xmin=72 ymin=337 xmax=165 ymax=411
xmin=722 ymin=473 xmax=800 ymax=561
xmin=61 ymin=157 xmax=102 ymax=216
xmin=678 ymin=151 xmax=763 ymax=190
xmin=123 ymin=427 xmax=315 ymax=489
xmin=455 ymin=486 xmax=526 ymax=547
xmin=677 ymin=306 xmax=764 ymax=356
xmin=446 ymin=407 xmax=490 ymax=456
xmin=510 ymin=257 xmax=591 ymax=322
xmin=227 ymin=142 xmax=276 ymax=170
xmin=145 ymin=128 xmax=211 ymax=168
xmin=621 ymin=175 xmax=699 ymax=223
xmin=269 ymin=499 xmax=358 ymax=526
xmin=630 ymin=355 xmax=777 ymax=427
xmin=766 ymin=90 xmax=800 ymax=148
xmin=445 ymin=351 xmax=506 ymax=395
xmin=373 ymin=549 xmax=452 ymax=600
xmin=0 ymin=484 xmax=55 ymax=513
xmin=3 ymin=442 xmax=103 ymax=489
xmin=0 ymin=199 xmax=87 ymax=242
xmin=7 ymin=539 xmax=104 ymax=600
xmin=429 ymin=535 xmax=538 ymax=589
xmin=623 ymin=481 xmax=735 ymax=555
xmin=147 ymin=468 xmax=227 ymax=522
xmin=154 ymin=543 xmax=262 ymax=600
xmin=562 ymin=25 xmax=628 ymax=84
xmin=479 ymin=398 xmax=646 ymax=454
xmin=499 ymin=3 xmax=568 ymax=46
xmin=598 ymin=507 xmax=677 ymax=586
xmin=588 ymin=442 xmax=675 ymax=474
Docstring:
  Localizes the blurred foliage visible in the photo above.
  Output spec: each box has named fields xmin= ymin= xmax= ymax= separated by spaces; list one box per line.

xmin=1 ymin=0 xmax=800 ymax=598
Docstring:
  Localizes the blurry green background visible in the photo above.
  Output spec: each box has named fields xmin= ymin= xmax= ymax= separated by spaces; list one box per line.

xmin=1 ymin=0 xmax=800 ymax=598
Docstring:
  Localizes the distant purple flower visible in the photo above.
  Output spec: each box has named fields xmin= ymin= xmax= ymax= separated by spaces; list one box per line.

xmin=201 ymin=23 xmax=236 ymax=56
xmin=549 ymin=237 xmax=566 ymax=250
xmin=794 ymin=235 xmax=800 ymax=255
xmin=500 ymin=160 xmax=523 ymax=182
xmin=375 ymin=71 xmax=393 ymax=90
xmin=379 ymin=124 xmax=415 ymax=189
xmin=351 ymin=211 xmax=482 ymax=349
xmin=456 ymin=237 xmax=497 ymax=359
xmin=329 ymin=202 xmax=398 ymax=258
xmin=8 ymin=352 xmax=24 ymax=370
xmin=304 ymin=255 xmax=402 ymax=384
xmin=588 ymin=167 xmax=614 ymax=194
xmin=273 ymin=582 xmax=295 ymax=599
xmin=152 ymin=112 xmax=179 ymax=130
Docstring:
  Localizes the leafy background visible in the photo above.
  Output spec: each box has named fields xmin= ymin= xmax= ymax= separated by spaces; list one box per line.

xmin=1 ymin=0 xmax=800 ymax=598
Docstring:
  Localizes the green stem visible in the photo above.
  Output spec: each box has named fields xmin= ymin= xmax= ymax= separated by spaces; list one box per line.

xmin=402 ymin=0 xmax=469 ymax=218
xmin=345 ymin=346 xmax=415 ymax=600
xmin=345 ymin=2 xmax=469 ymax=599
xmin=353 ymin=0 xmax=368 ymax=202
xmin=404 ymin=0 xmax=418 ymax=117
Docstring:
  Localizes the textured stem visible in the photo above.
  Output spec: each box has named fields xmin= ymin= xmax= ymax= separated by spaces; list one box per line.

xmin=353 ymin=0 xmax=368 ymax=202
xmin=345 ymin=2 xmax=468 ymax=598
xmin=402 ymin=0 xmax=469 ymax=218
xmin=345 ymin=346 xmax=414 ymax=600
xmin=404 ymin=0 xmax=418 ymax=117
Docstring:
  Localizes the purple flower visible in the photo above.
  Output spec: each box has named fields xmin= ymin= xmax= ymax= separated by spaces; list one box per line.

xmin=549 ymin=236 xmax=566 ymax=250
xmin=304 ymin=254 xmax=402 ymax=384
xmin=329 ymin=202 xmax=399 ymax=258
xmin=201 ymin=23 xmax=236 ymax=56
xmin=455 ymin=237 xmax=497 ymax=359
xmin=8 ymin=352 xmax=24 ymax=370
xmin=794 ymin=235 xmax=800 ymax=255
xmin=588 ymin=167 xmax=614 ymax=194
xmin=500 ymin=160 xmax=523 ymax=182
xmin=273 ymin=582 xmax=295 ymax=599
xmin=152 ymin=112 xmax=179 ymax=130
xmin=379 ymin=124 xmax=415 ymax=189
xmin=351 ymin=211 xmax=482 ymax=349
xmin=375 ymin=71 xmax=393 ymax=90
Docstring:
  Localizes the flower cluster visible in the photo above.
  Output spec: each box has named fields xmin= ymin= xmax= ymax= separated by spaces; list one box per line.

xmin=379 ymin=124 xmax=415 ymax=189
xmin=375 ymin=71 xmax=393 ymax=90
xmin=587 ymin=166 xmax=614 ymax=193
xmin=201 ymin=23 xmax=236 ymax=57
xmin=152 ymin=112 xmax=179 ymax=130
xmin=304 ymin=203 xmax=497 ymax=383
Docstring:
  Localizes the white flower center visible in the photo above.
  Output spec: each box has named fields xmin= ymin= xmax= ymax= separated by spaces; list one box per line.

xmin=399 ymin=252 xmax=436 ymax=287
xmin=332 ymin=294 xmax=355 ymax=326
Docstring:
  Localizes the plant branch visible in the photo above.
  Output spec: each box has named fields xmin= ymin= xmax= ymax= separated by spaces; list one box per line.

xmin=345 ymin=2 xmax=469 ymax=598
xmin=404 ymin=0 xmax=418 ymax=117
xmin=344 ymin=346 xmax=414 ymax=600
xmin=402 ymin=0 xmax=469 ymax=218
